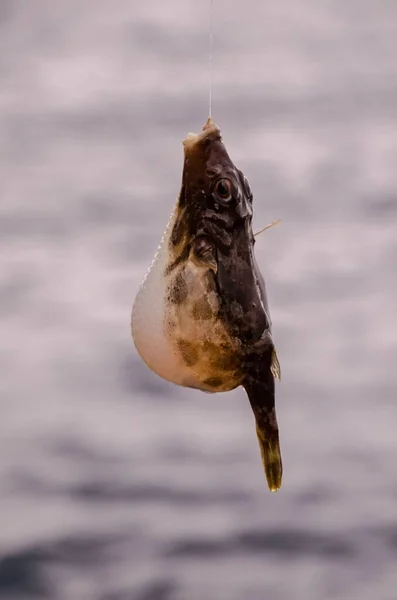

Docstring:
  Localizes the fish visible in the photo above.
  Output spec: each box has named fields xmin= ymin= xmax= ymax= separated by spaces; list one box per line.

xmin=131 ymin=117 xmax=282 ymax=492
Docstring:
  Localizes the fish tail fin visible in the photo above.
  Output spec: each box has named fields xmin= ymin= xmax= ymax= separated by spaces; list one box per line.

xmin=255 ymin=418 xmax=282 ymax=492
xmin=243 ymin=346 xmax=282 ymax=492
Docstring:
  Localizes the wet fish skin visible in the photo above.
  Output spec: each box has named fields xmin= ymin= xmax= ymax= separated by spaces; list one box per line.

xmin=131 ymin=117 xmax=282 ymax=491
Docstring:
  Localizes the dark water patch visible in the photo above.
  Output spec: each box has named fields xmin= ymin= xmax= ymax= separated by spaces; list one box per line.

xmin=167 ymin=528 xmax=355 ymax=560
xmin=166 ymin=538 xmax=229 ymax=558
xmin=361 ymin=193 xmax=397 ymax=218
xmin=7 ymin=473 xmax=250 ymax=507
xmin=236 ymin=528 xmax=354 ymax=558
xmin=1 ymin=531 xmax=134 ymax=571
xmin=0 ymin=532 xmax=144 ymax=598
xmin=70 ymin=481 xmax=250 ymax=508
xmin=0 ymin=549 xmax=49 ymax=598
xmin=384 ymin=529 xmax=397 ymax=550
xmin=369 ymin=525 xmax=397 ymax=551
xmin=103 ymin=579 xmax=176 ymax=600
xmin=133 ymin=581 xmax=176 ymax=600
xmin=43 ymin=533 xmax=131 ymax=566
xmin=49 ymin=437 xmax=123 ymax=466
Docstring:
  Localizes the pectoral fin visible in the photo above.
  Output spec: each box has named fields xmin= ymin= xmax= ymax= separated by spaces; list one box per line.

xmin=251 ymin=331 xmax=281 ymax=381
xmin=271 ymin=347 xmax=281 ymax=381
xmin=189 ymin=237 xmax=217 ymax=272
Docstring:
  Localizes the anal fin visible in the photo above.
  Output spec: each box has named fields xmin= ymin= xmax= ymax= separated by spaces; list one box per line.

xmin=271 ymin=347 xmax=281 ymax=381
xmin=252 ymin=331 xmax=281 ymax=381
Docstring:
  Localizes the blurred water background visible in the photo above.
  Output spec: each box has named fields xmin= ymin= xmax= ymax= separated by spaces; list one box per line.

xmin=1 ymin=1 xmax=397 ymax=599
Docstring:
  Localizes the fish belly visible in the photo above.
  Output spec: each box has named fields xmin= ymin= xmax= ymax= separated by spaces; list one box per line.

xmin=131 ymin=208 xmax=185 ymax=386
xmin=131 ymin=209 xmax=241 ymax=392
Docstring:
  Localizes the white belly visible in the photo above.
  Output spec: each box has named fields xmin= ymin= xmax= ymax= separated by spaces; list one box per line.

xmin=131 ymin=207 xmax=186 ymax=386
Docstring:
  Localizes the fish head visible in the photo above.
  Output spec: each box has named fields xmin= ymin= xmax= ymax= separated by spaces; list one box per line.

xmin=174 ymin=117 xmax=270 ymax=342
xmin=181 ymin=117 xmax=253 ymax=228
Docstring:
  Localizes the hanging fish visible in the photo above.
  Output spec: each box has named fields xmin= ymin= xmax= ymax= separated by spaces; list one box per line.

xmin=131 ymin=118 xmax=282 ymax=492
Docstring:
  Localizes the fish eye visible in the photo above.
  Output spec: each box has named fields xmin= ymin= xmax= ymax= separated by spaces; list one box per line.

xmin=214 ymin=179 xmax=232 ymax=202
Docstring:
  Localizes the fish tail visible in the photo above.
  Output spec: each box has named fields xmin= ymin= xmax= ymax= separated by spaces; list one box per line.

xmin=255 ymin=418 xmax=282 ymax=492
xmin=243 ymin=349 xmax=282 ymax=492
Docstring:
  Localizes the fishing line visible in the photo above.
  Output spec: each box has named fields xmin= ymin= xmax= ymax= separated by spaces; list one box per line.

xmin=207 ymin=2 xmax=278 ymax=237
xmin=209 ymin=0 xmax=214 ymax=117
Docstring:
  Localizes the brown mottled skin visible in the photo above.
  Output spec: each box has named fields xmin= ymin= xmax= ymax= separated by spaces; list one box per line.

xmin=165 ymin=119 xmax=282 ymax=492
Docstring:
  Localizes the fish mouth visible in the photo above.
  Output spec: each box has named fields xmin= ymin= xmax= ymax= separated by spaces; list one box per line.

xmin=183 ymin=116 xmax=221 ymax=154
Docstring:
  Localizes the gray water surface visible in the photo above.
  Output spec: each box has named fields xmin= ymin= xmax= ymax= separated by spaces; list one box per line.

xmin=1 ymin=1 xmax=397 ymax=599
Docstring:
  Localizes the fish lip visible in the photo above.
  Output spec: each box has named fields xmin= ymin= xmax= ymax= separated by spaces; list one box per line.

xmin=202 ymin=116 xmax=215 ymax=131
xmin=182 ymin=117 xmax=221 ymax=154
